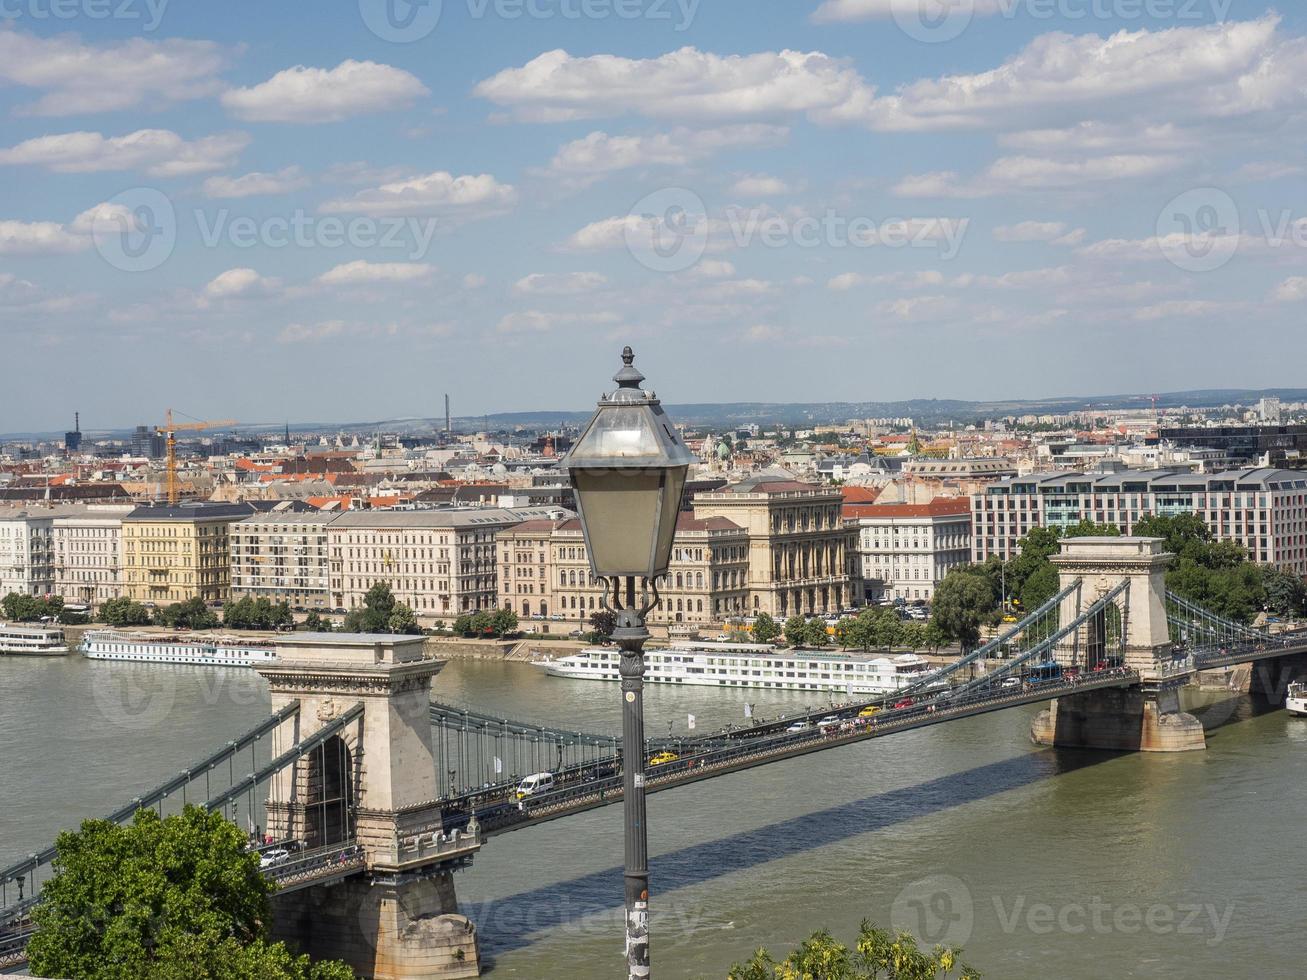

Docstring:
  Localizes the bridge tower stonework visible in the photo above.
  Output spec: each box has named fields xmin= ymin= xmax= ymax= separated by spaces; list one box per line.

xmin=1031 ymin=538 xmax=1206 ymax=753
xmin=257 ymin=634 xmax=482 ymax=979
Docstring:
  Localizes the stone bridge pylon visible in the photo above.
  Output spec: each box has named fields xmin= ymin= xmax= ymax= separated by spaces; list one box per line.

xmin=258 ymin=634 xmax=482 ymax=979
xmin=1031 ymin=537 xmax=1206 ymax=752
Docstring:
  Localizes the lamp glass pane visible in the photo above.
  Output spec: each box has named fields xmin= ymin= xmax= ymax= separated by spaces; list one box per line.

xmin=575 ymin=407 xmax=662 ymax=460
xmin=573 ymin=470 xmax=662 ymax=577
xmin=652 ymin=466 xmax=689 ymax=576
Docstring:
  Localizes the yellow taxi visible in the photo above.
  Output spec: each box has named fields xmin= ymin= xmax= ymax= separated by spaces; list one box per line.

xmin=857 ymin=705 xmax=881 ymax=718
xmin=648 ymin=751 xmax=679 ymax=766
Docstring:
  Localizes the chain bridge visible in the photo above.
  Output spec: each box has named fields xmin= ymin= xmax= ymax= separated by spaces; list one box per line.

xmin=4 ymin=537 xmax=1307 ymax=978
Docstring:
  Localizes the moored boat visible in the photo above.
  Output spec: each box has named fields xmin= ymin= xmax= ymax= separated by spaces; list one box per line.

xmin=531 ymin=639 xmax=935 ymax=695
xmin=0 ymin=622 xmax=69 ymax=656
xmin=80 ymin=630 xmax=278 ymax=668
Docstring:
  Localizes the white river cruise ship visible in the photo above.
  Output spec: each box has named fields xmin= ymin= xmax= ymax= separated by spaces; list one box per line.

xmin=533 ymin=640 xmax=937 ymax=695
xmin=0 ymin=623 xmax=69 ymax=656
xmin=81 ymin=630 xmax=279 ymax=668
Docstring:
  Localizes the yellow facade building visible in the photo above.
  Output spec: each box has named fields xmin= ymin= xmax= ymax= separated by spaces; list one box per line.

xmin=121 ymin=503 xmax=254 ymax=605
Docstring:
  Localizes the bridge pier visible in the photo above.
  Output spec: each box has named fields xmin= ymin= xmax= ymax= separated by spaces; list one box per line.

xmin=1031 ymin=682 xmax=1205 ymax=752
xmin=258 ymin=634 xmax=482 ymax=979
xmin=1032 ymin=538 xmax=1205 ymax=753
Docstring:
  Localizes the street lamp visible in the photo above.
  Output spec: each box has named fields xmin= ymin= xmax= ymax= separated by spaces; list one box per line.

xmin=563 ymin=346 xmax=694 ymax=979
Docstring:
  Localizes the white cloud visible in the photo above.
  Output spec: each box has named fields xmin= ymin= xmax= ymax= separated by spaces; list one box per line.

xmin=1133 ymin=299 xmax=1236 ymax=321
xmin=0 ymin=219 xmax=87 ymax=255
xmin=993 ymin=221 xmax=1087 ymax=243
xmin=894 ymin=154 xmax=1179 ymax=197
xmin=543 ymin=124 xmax=787 ymax=182
xmin=202 ymin=167 xmax=309 ymax=198
xmin=1273 ymin=277 xmax=1307 ymax=302
xmin=322 ymin=171 xmax=516 ymax=218
xmin=827 ymin=272 xmax=869 ymax=291
xmin=729 ymin=174 xmax=793 ymax=197
xmin=475 ymin=47 xmax=874 ymax=123
xmin=999 ymin=121 xmax=1201 ymax=155
xmin=317 ymin=261 xmax=435 ymax=285
xmin=514 ymin=272 xmax=608 ymax=295
xmin=696 ymin=278 xmax=777 ymax=299
xmin=688 ymin=260 xmax=736 ymax=279
xmin=463 ymin=274 xmax=488 ymax=289
xmin=812 ymin=0 xmax=1006 ymax=23
xmin=496 ymin=310 xmax=620 ymax=334
xmin=0 ymin=30 xmax=226 ymax=116
xmin=742 ymin=324 xmax=784 ymax=342
xmin=202 ymin=268 xmax=282 ymax=300
xmin=0 ymin=129 xmax=249 ymax=177
xmin=831 ymin=17 xmax=1301 ymax=132
xmin=222 ymin=60 xmax=429 ymax=123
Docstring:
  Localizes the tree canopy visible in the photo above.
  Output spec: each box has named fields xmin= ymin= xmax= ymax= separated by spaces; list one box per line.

xmin=752 ymin=612 xmax=781 ymax=644
xmin=155 ymin=597 xmax=219 ymax=630
xmin=27 ymin=806 xmax=353 ymax=980
xmin=223 ymin=597 xmax=293 ymax=632
xmin=729 ymin=919 xmax=979 ymax=980
xmin=342 ymin=582 xmax=423 ymax=635
xmin=930 ymin=573 xmax=996 ymax=653
xmin=100 ymin=596 xmax=152 ymax=627
xmin=1 ymin=592 xmax=62 ymax=623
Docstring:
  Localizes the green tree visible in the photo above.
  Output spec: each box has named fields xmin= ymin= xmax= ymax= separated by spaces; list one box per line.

xmin=490 ymin=606 xmax=520 ymax=637
xmin=932 ymin=572 xmax=997 ymax=653
xmin=833 ymin=617 xmax=859 ymax=649
xmin=2 ymin=593 xmax=61 ymax=622
xmin=589 ymin=610 xmax=617 ymax=638
xmin=468 ymin=610 xmax=493 ymax=636
xmin=156 ymin=597 xmax=218 ymax=630
xmin=1020 ymin=563 xmax=1061 ymax=612
xmin=387 ymin=602 xmax=422 ymax=635
xmin=901 ymin=621 xmax=928 ymax=651
xmin=802 ymin=618 xmax=830 ymax=648
xmin=27 ymin=806 xmax=353 ymax=980
xmin=451 ymin=613 xmax=474 ymax=637
xmin=1264 ymin=568 xmax=1306 ymax=617
xmin=922 ymin=621 xmax=948 ymax=653
xmin=342 ymin=582 xmax=398 ymax=633
xmin=752 ymin=612 xmax=781 ymax=644
xmin=100 ymin=596 xmax=151 ymax=627
xmin=783 ymin=615 xmax=808 ymax=647
xmin=302 ymin=611 xmax=331 ymax=633
xmin=729 ymin=919 xmax=978 ymax=980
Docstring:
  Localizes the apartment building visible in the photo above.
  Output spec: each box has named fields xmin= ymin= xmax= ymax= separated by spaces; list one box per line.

xmin=327 ymin=508 xmax=563 ymax=616
xmin=497 ymin=514 xmax=751 ymax=626
xmin=230 ymin=512 xmax=335 ymax=610
xmin=972 ymin=467 xmax=1307 ymax=575
xmin=693 ymin=476 xmax=858 ymax=618
xmin=51 ymin=505 xmax=133 ymax=607
xmin=121 ymin=503 xmax=255 ymax=604
xmin=847 ymin=499 xmax=972 ymax=603
xmin=0 ymin=512 xmax=54 ymax=597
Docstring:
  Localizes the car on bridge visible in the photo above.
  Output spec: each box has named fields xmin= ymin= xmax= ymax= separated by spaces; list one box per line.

xmin=785 ymin=720 xmax=813 ymax=734
xmin=817 ymin=715 xmax=841 ymax=731
xmin=515 ymin=772 xmax=555 ymax=801
xmin=648 ymin=751 xmax=679 ymax=766
xmin=259 ymin=848 xmax=290 ymax=869
xmin=858 ymin=705 xmax=881 ymax=718
xmin=893 ymin=697 xmax=915 ymax=709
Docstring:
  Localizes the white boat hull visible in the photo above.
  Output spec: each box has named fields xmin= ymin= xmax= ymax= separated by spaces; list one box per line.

xmin=80 ymin=631 xmax=278 ymax=669
xmin=0 ymin=645 xmax=69 ymax=657
xmin=1287 ymin=696 xmax=1307 ymax=717
xmin=537 ymin=644 xmax=931 ymax=696
xmin=82 ymin=649 xmax=276 ymax=668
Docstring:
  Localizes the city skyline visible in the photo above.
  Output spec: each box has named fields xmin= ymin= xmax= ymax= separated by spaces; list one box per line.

xmin=4 ymin=3 xmax=1307 ymax=430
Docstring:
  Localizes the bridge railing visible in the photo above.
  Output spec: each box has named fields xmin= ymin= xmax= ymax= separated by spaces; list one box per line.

xmin=0 ymin=700 xmax=302 ymax=917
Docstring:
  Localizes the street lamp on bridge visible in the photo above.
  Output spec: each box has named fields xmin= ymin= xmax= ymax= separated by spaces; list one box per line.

xmin=564 ymin=346 xmax=694 ymax=979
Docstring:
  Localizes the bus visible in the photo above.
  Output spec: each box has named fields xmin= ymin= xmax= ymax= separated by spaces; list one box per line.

xmin=1025 ymin=660 xmax=1063 ymax=686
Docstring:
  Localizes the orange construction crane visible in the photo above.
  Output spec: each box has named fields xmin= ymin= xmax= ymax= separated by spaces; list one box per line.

xmin=156 ymin=409 xmax=237 ymax=505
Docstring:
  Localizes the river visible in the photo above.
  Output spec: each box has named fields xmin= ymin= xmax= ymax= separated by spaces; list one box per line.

xmin=2 ymin=654 xmax=1303 ymax=979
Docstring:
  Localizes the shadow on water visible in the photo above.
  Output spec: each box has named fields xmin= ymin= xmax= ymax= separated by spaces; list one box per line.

xmin=466 ymin=747 xmax=1117 ymax=958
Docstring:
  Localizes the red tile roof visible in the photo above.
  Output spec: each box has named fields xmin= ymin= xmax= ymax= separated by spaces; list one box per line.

xmin=844 ymin=498 xmax=972 ymax=520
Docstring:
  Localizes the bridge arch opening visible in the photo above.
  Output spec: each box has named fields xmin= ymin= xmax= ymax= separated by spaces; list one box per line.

xmin=305 ymin=735 xmax=355 ymax=849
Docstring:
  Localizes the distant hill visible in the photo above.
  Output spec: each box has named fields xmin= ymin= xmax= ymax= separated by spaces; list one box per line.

xmin=6 ymin=388 xmax=1307 ymax=441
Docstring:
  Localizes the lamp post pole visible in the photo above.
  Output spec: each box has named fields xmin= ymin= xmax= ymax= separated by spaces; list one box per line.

xmin=613 ymin=574 xmax=652 ymax=978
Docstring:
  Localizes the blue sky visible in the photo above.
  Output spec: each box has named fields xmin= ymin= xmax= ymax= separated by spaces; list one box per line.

xmin=2 ymin=0 xmax=1306 ymax=432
